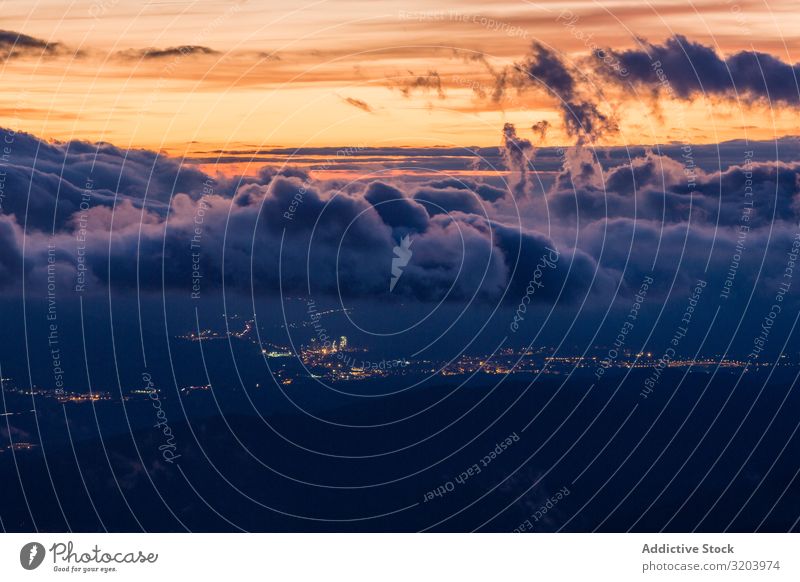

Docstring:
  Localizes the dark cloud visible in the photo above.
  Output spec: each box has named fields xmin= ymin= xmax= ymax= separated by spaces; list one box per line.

xmin=550 ymin=149 xmax=800 ymax=228
xmin=0 ymin=127 xmax=562 ymax=305
xmin=3 ymin=126 xmax=800 ymax=315
xmin=492 ymin=222 xmax=600 ymax=302
xmin=515 ymin=43 xmax=617 ymax=140
xmin=495 ymin=42 xmax=617 ymax=141
xmin=605 ymin=35 xmax=800 ymax=106
xmin=425 ymin=178 xmax=507 ymax=203
xmin=116 ymin=45 xmax=219 ymax=60
xmin=0 ymin=30 xmax=70 ymax=60
xmin=482 ymin=44 xmax=617 ymax=143
xmin=462 ymin=37 xmax=799 ymax=147
xmin=0 ymin=128 xmax=211 ymax=229
xmin=413 ymin=186 xmax=485 ymax=217
xmin=364 ymin=182 xmax=429 ymax=232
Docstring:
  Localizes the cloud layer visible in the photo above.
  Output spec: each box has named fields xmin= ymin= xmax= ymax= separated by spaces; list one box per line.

xmin=2 ymin=123 xmax=799 ymax=320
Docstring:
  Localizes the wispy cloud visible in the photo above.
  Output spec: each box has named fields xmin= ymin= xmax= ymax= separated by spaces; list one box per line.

xmin=115 ymin=45 xmax=219 ymax=60
xmin=339 ymin=95 xmax=374 ymax=113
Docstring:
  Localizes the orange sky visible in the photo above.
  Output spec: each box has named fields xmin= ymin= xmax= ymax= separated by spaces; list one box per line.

xmin=2 ymin=0 xmax=799 ymax=151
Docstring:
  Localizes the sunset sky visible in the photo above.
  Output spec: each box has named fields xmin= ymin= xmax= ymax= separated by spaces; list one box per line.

xmin=3 ymin=0 xmax=800 ymax=153
xmin=4 ymin=1 xmax=800 ymax=539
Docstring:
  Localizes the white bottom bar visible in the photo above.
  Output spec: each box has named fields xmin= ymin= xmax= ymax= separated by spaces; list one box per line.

xmin=1 ymin=533 xmax=796 ymax=581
